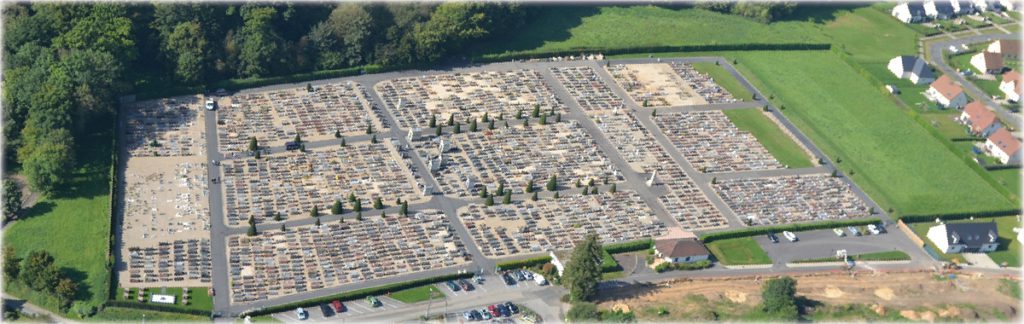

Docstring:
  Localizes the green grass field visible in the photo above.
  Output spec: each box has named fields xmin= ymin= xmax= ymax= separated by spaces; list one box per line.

xmin=4 ymin=128 xmax=113 ymax=314
xmin=86 ymin=307 xmax=208 ymax=322
xmin=114 ymin=287 xmax=213 ymax=312
xmin=792 ymin=250 xmax=910 ymax=263
xmin=690 ymin=62 xmax=753 ymax=101
xmin=706 ymin=237 xmax=772 ymax=265
xmin=989 ymin=168 xmax=1022 ymax=199
xmin=725 ymin=51 xmax=1016 ymax=215
xmin=389 ymin=285 xmax=445 ymax=304
xmin=722 ymin=108 xmax=812 ymax=168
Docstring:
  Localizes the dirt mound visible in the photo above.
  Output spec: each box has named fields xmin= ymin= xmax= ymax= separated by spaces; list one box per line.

xmin=900 ymin=310 xmax=919 ymax=321
xmin=920 ymin=310 xmax=936 ymax=322
xmin=874 ymin=287 xmax=895 ymax=301
xmin=871 ymin=304 xmax=886 ymax=316
xmin=611 ymin=303 xmax=631 ymax=313
xmin=938 ymin=305 xmax=959 ymax=318
xmin=823 ymin=286 xmax=844 ymax=299
xmin=724 ymin=290 xmax=747 ymax=303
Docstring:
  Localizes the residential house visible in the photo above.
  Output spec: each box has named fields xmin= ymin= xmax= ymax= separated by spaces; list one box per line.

xmin=888 ymin=56 xmax=937 ymax=84
xmin=1000 ymin=70 xmax=1022 ymax=102
xmin=959 ymin=102 xmax=1002 ymax=136
xmin=925 ymin=0 xmax=958 ymax=19
xmin=892 ymin=2 xmax=930 ymax=22
xmin=952 ymin=0 xmax=976 ymax=14
xmin=927 ymin=75 xmax=970 ymax=108
xmin=985 ymin=127 xmax=1021 ymax=164
xmin=999 ymin=0 xmax=1018 ymax=11
xmin=971 ymin=51 xmax=1005 ymax=74
xmin=971 ymin=0 xmax=995 ymax=12
xmin=653 ymin=238 xmax=710 ymax=263
xmin=987 ymin=39 xmax=1021 ymax=58
xmin=927 ymin=222 xmax=1000 ymax=253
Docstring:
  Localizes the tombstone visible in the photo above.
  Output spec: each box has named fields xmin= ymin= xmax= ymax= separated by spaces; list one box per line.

xmin=407 ymin=128 xmax=421 ymax=142
xmin=465 ymin=176 xmax=477 ymax=192
xmin=439 ymin=140 xmax=453 ymax=153
xmin=397 ymin=98 xmax=404 ymax=108
xmin=646 ymin=170 xmax=658 ymax=187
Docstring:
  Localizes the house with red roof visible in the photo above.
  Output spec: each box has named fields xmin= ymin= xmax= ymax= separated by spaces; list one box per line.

xmin=958 ymin=102 xmax=1002 ymax=137
xmin=985 ymin=128 xmax=1021 ymax=164
xmin=927 ymin=75 xmax=969 ymax=108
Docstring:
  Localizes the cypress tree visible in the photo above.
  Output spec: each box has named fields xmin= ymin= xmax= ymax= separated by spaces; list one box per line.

xmin=470 ymin=119 xmax=478 ymax=132
xmin=531 ymin=192 xmax=539 ymax=201
xmin=311 ymin=206 xmax=320 ymax=217
xmin=373 ymin=197 xmax=384 ymax=209
xmin=489 ymin=119 xmax=496 ymax=130
xmin=429 ymin=115 xmax=437 ymax=128
xmin=540 ymin=114 xmax=547 ymax=125
xmin=400 ymin=201 xmax=409 ymax=216
xmin=335 ymin=130 xmax=341 ymax=138
xmin=609 ymin=183 xmax=617 ymax=193
xmin=436 ymin=126 xmax=443 ymax=137
xmin=485 ymin=195 xmax=495 ymax=206
xmin=496 ymin=182 xmax=505 ymax=196
xmin=563 ymin=234 xmax=603 ymax=302
xmin=448 ymin=114 xmax=455 ymax=126
xmin=503 ymin=191 xmax=512 ymax=204
xmin=546 ymin=175 xmax=558 ymax=191
xmin=454 ymin=123 xmax=461 ymax=134
xmin=332 ymin=200 xmax=343 ymax=215
xmin=532 ymin=104 xmax=540 ymax=118
xmin=479 ymin=187 xmax=489 ymax=198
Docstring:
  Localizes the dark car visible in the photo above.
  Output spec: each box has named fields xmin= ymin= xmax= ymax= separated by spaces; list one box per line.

xmin=497 ymin=304 xmax=511 ymax=317
xmin=502 ymin=273 xmax=516 ymax=286
xmin=504 ymin=302 xmax=519 ymax=314
xmin=515 ymin=270 xmax=527 ymax=281
xmin=445 ymin=280 xmax=460 ymax=292
xmin=458 ymin=278 xmax=474 ymax=291
xmin=767 ymin=232 xmax=779 ymax=243
xmin=470 ymin=309 xmax=482 ymax=321
xmin=319 ymin=303 xmax=334 ymax=317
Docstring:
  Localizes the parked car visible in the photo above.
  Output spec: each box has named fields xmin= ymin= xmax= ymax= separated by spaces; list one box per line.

xmin=446 ymin=280 xmax=460 ymax=292
xmin=522 ymin=270 xmax=534 ymax=280
xmin=867 ymin=224 xmax=881 ymax=235
xmin=497 ymin=304 xmax=511 ymax=317
xmin=479 ymin=308 xmax=493 ymax=320
xmin=295 ymin=307 xmax=308 ymax=320
xmin=488 ymin=304 xmax=502 ymax=318
xmin=767 ymin=232 xmax=779 ymax=243
xmin=319 ymin=304 xmax=333 ymax=317
xmin=515 ymin=270 xmax=527 ymax=281
xmin=502 ymin=273 xmax=516 ymax=286
xmin=474 ymin=275 xmax=484 ymax=284
xmin=470 ymin=309 xmax=482 ymax=321
xmin=464 ymin=311 xmax=476 ymax=321
xmin=366 ymin=296 xmax=381 ymax=307
xmin=783 ymin=231 xmax=798 ymax=242
xmin=458 ymin=278 xmax=474 ymax=291
xmin=534 ymin=274 xmax=548 ymax=285
xmin=504 ymin=302 xmax=519 ymax=314
xmin=833 ymin=228 xmax=845 ymax=237
xmin=205 ymin=99 xmax=217 ymax=110
xmin=847 ymin=226 xmax=861 ymax=236
xmin=331 ymin=300 xmax=345 ymax=313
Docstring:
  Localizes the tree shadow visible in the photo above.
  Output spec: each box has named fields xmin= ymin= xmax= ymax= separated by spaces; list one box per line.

xmin=15 ymin=201 xmax=55 ymax=221
xmin=60 ymin=267 xmax=94 ymax=303
xmin=777 ymin=4 xmax=869 ymax=24
xmin=795 ymin=296 xmax=824 ymax=317
xmin=468 ymin=5 xmax=600 ymax=56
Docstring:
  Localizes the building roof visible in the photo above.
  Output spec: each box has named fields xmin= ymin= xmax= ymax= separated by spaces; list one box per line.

xmin=930 ymin=75 xmax=964 ymax=101
xmin=988 ymin=127 xmax=1021 ymax=156
xmin=893 ymin=55 xmax=936 ymax=79
xmin=1002 ymin=70 xmax=1022 ymax=96
xmin=654 ymin=238 xmax=709 ymax=259
xmin=976 ymin=51 xmax=1005 ymax=71
xmin=992 ymin=39 xmax=1021 ymax=56
xmin=941 ymin=222 xmax=999 ymax=247
xmin=963 ymin=102 xmax=999 ymax=133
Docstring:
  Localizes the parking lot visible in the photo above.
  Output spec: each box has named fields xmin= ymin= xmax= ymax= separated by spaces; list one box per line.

xmin=753 ymin=225 xmax=919 ymax=264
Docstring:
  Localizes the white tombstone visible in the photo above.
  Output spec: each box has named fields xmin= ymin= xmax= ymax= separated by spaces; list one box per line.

xmin=646 ymin=170 xmax=658 ymax=187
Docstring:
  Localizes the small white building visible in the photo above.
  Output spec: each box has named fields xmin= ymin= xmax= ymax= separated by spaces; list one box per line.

xmin=927 ymin=222 xmax=1000 ymax=253
xmin=892 ymin=2 xmax=930 ymax=22
xmin=927 ymin=75 xmax=970 ymax=108
xmin=1000 ymin=70 xmax=1022 ymax=102
xmin=888 ymin=56 xmax=937 ymax=84
xmin=985 ymin=127 xmax=1021 ymax=164
xmin=653 ymin=238 xmax=709 ymax=263
xmin=971 ymin=51 xmax=1005 ymax=74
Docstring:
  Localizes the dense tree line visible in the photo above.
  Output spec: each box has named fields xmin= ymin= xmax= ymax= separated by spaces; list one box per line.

xmin=2 ymin=2 xmax=526 ymax=194
xmin=695 ymin=1 xmax=797 ymax=23
xmin=3 ymin=248 xmax=78 ymax=311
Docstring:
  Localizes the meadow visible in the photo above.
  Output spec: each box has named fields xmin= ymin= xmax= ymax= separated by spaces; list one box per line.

xmin=705 ymin=237 xmax=772 ymax=265
xmin=722 ymin=108 xmax=813 ymax=168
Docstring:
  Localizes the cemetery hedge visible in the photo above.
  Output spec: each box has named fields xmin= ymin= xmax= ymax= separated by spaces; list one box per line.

xmin=700 ymin=218 xmax=882 ymax=243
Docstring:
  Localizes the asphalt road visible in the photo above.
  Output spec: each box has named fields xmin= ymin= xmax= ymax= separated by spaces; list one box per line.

xmin=170 ymin=56 xmax=909 ymax=317
xmin=926 ymin=32 xmax=1021 ymax=127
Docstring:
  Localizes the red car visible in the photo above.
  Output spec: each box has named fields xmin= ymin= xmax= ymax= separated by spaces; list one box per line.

xmin=488 ymin=304 xmax=501 ymax=318
xmin=331 ymin=300 xmax=345 ymax=313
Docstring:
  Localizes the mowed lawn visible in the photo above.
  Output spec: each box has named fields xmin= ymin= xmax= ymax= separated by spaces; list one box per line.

xmin=723 ymin=108 xmax=812 ymax=168
xmin=909 ymin=216 xmax=1020 ymax=267
xmin=706 ymin=237 xmax=772 ymax=265
xmin=477 ymin=5 xmax=828 ymax=57
xmin=690 ymin=62 xmax=754 ymax=101
xmin=389 ymin=285 xmax=445 ymax=303
xmin=729 ymin=51 xmax=1015 ymax=215
xmin=4 ymin=129 xmax=113 ymax=313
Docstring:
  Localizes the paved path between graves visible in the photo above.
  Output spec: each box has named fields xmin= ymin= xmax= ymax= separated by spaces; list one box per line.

xmin=708 ymin=165 xmax=831 ymax=181
xmin=926 ymin=32 xmax=1021 ymax=127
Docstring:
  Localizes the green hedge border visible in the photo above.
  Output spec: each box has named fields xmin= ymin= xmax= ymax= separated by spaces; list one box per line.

xmin=106 ymin=108 xmax=120 ymax=304
xmin=604 ymin=239 xmax=653 ymax=254
xmin=896 ymin=209 xmax=1021 ymax=223
xmin=477 ymin=43 xmax=831 ymax=63
xmin=700 ymin=218 xmax=882 ymax=244
xmin=103 ymin=301 xmax=210 ymax=317
xmin=791 ymin=251 xmax=910 ymax=263
xmin=240 ymin=273 xmax=473 ymax=317
xmin=496 ymin=256 xmax=552 ymax=270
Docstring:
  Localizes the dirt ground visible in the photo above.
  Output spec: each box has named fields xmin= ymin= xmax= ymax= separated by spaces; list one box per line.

xmin=596 ymin=270 xmax=1021 ymax=322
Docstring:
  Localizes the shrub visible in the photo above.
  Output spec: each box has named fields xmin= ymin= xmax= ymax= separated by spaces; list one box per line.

xmin=496 ymin=256 xmax=553 ymax=270
xmin=604 ymin=239 xmax=653 ymax=254
xmin=654 ymin=260 xmax=712 ymax=273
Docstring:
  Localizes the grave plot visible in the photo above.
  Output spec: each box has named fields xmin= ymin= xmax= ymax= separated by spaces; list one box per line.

xmin=375 ymin=69 xmax=567 ymax=129
xmin=226 ymin=210 xmax=469 ymax=303
xmin=217 ymin=82 xmax=378 ymax=152
xmin=712 ymin=175 xmax=872 ymax=226
xmin=416 ymin=122 xmax=621 ymax=197
xmin=125 ymin=95 xmax=206 ymax=157
xmin=221 ymin=141 xmax=423 ymax=226
xmin=606 ymin=63 xmax=708 ymax=107
xmin=654 ymin=110 xmax=784 ymax=173
xmin=550 ymin=66 xmax=624 ymax=114
xmin=120 ymin=156 xmax=212 ymax=287
xmin=458 ymin=191 xmax=665 ymax=257
xmin=669 ymin=62 xmax=738 ymax=104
